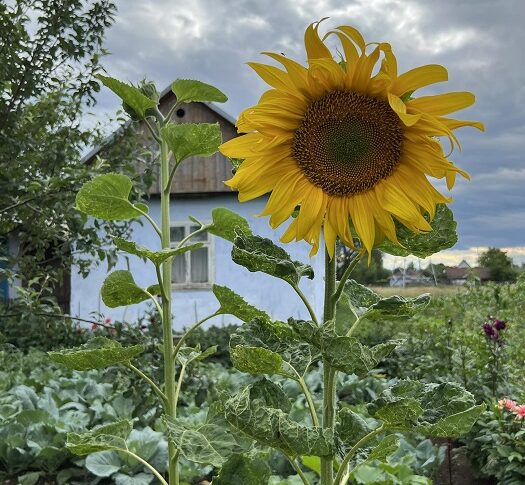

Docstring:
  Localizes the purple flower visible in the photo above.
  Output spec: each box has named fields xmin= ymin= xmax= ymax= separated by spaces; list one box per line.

xmin=482 ymin=322 xmax=496 ymax=337
xmin=494 ymin=319 xmax=506 ymax=331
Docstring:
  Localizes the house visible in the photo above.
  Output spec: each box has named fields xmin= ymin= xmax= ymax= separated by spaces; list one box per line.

xmin=445 ymin=260 xmax=491 ymax=285
xmin=71 ymin=84 xmax=324 ymax=329
xmin=389 ymin=270 xmax=434 ymax=287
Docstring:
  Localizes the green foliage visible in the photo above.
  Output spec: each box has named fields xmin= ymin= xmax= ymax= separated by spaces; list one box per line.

xmin=66 ymin=420 xmax=132 ymax=454
xmin=113 ymin=237 xmax=202 ymax=266
xmin=207 ymin=207 xmax=252 ymax=242
xmin=478 ymin=247 xmax=517 ymax=282
xmin=48 ymin=337 xmax=144 ymax=371
xmin=224 ymin=379 xmax=334 ymax=457
xmin=212 ymin=453 xmax=271 ymax=485
xmin=101 ymin=270 xmax=159 ymax=308
xmin=76 ymin=173 xmax=148 ymax=221
xmin=160 ymin=122 xmax=222 ymax=163
xmin=230 ymin=318 xmax=316 ymax=378
xmin=232 ymin=232 xmax=314 ymax=286
xmin=213 ymin=285 xmax=270 ymax=322
xmin=163 ymin=416 xmax=244 ymax=467
xmin=368 ymin=380 xmax=485 ymax=437
xmin=466 ymin=407 xmax=525 ymax=483
xmin=96 ymin=75 xmax=158 ymax=119
xmin=379 ymin=204 xmax=458 ymax=258
xmin=337 ymin=248 xmax=390 ymax=285
xmin=171 ymin=79 xmax=228 ymax=104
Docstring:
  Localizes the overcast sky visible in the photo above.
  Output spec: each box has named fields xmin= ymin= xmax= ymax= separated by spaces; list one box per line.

xmin=93 ymin=0 xmax=525 ymax=268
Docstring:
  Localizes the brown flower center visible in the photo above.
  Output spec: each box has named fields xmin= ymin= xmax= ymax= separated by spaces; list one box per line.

xmin=292 ymin=90 xmax=403 ymax=197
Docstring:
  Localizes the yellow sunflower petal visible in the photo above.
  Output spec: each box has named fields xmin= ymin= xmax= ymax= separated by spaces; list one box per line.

xmin=247 ymin=62 xmax=296 ymax=92
xmin=348 ymin=194 xmax=376 ymax=256
xmin=387 ymin=92 xmax=422 ymax=126
xmin=335 ymin=25 xmax=366 ymax=53
xmin=219 ymin=133 xmax=264 ymax=158
xmin=408 ymin=92 xmax=475 ymax=116
xmin=390 ymin=64 xmax=448 ymax=96
xmin=304 ymin=20 xmax=332 ymax=61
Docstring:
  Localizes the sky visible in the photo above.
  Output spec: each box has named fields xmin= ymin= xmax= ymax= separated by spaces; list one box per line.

xmin=92 ymin=0 xmax=525 ymax=269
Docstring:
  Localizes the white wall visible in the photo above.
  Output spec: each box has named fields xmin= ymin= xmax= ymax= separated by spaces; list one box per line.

xmin=70 ymin=194 xmax=325 ymax=330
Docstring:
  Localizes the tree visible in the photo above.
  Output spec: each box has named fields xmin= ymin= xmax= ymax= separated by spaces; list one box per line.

xmin=0 ymin=1 xmax=152 ymax=309
xmin=478 ymin=247 xmax=517 ymax=283
xmin=337 ymin=245 xmax=391 ymax=284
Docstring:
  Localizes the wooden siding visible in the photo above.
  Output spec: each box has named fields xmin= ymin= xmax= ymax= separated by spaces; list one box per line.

xmin=150 ymin=91 xmax=238 ymax=195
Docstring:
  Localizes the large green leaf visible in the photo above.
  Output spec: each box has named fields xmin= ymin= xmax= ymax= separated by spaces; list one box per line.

xmin=207 ymin=207 xmax=252 ymax=242
xmin=76 ymin=173 xmax=147 ymax=221
xmin=379 ymin=204 xmax=457 ymax=258
xmin=213 ymin=285 xmax=269 ymax=322
xmin=113 ymin=237 xmax=202 ymax=266
xmin=230 ymin=318 xmax=316 ymax=379
xmin=336 ymin=408 xmax=372 ymax=447
xmin=97 ymin=75 xmax=158 ymax=119
xmin=368 ymin=380 xmax=486 ymax=437
xmin=212 ymin=454 xmax=271 ymax=485
xmin=85 ymin=451 xmax=121 ymax=477
xmin=161 ymin=122 xmax=222 ymax=163
xmin=66 ymin=420 xmax=132 ymax=455
xmin=224 ymin=380 xmax=333 ymax=457
xmin=232 ymin=232 xmax=314 ymax=286
xmin=321 ymin=333 xmax=399 ymax=377
xmin=101 ymin=270 xmax=159 ymax=308
xmin=114 ymin=473 xmax=154 ymax=485
xmin=171 ymin=79 xmax=227 ymax=104
xmin=176 ymin=344 xmax=217 ymax=366
xmin=49 ymin=338 xmax=144 ymax=371
xmin=163 ymin=417 xmax=240 ymax=468
xmin=340 ymin=280 xmax=430 ymax=321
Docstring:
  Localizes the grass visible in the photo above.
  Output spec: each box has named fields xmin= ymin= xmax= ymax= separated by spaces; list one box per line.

xmin=369 ymin=285 xmax=466 ymax=297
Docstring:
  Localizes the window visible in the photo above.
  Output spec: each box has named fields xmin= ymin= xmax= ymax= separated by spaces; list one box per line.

xmin=170 ymin=222 xmax=213 ymax=287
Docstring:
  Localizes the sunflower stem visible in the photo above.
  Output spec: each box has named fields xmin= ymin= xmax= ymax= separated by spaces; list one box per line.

xmin=321 ymin=244 xmax=337 ymax=485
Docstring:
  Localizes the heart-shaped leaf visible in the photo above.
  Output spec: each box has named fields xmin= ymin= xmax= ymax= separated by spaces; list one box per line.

xmin=171 ymin=79 xmax=227 ymax=104
xmin=213 ymin=285 xmax=269 ymax=322
xmin=101 ymin=270 xmax=158 ymax=308
xmin=161 ymin=122 xmax=222 ymax=163
xmin=207 ymin=208 xmax=252 ymax=242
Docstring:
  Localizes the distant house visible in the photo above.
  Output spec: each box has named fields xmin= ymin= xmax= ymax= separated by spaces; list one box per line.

xmin=445 ymin=260 xmax=491 ymax=285
xmin=389 ymin=270 xmax=434 ymax=287
xmin=71 ymin=84 xmax=324 ymax=329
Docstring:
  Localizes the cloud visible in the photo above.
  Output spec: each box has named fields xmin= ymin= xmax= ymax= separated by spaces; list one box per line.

xmin=92 ymin=0 xmax=524 ymax=254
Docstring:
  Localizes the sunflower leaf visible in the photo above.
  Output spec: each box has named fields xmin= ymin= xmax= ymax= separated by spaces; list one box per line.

xmin=171 ymin=79 xmax=227 ymax=104
xmin=113 ymin=237 xmax=202 ymax=266
xmin=321 ymin=333 xmax=399 ymax=378
xmin=207 ymin=207 xmax=252 ymax=242
xmin=232 ymin=232 xmax=314 ymax=285
xmin=338 ymin=280 xmax=430 ymax=325
xmin=336 ymin=408 xmax=373 ymax=448
xmin=163 ymin=417 xmax=239 ymax=468
xmin=212 ymin=453 xmax=271 ymax=485
xmin=213 ymin=285 xmax=269 ymax=322
xmin=76 ymin=173 xmax=146 ymax=221
xmin=368 ymin=380 xmax=486 ymax=437
xmin=48 ymin=337 xmax=144 ymax=371
xmin=379 ymin=204 xmax=457 ymax=258
xmin=161 ymin=122 xmax=222 ymax=163
xmin=100 ymin=270 xmax=153 ymax=308
xmin=66 ymin=420 xmax=132 ymax=455
xmin=224 ymin=380 xmax=334 ymax=457
xmin=230 ymin=318 xmax=317 ymax=379
xmin=176 ymin=345 xmax=217 ymax=366
xmin=97 ymin=75 xmax=157 ymax=119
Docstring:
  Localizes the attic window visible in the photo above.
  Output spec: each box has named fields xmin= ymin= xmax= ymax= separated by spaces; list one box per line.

xmin=176 ymin=108 xmax=185 ymax=118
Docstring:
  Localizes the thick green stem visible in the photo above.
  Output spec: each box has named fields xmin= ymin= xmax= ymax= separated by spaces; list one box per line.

xmin=321 ymin=245 xmax=337 ymax=485
xmin=159 ymin=137 xmax=179 ymax=485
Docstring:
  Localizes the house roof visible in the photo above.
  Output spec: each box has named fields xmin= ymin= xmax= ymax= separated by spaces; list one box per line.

xmin=82 ymin=82 xmax=236 ymax=164
xmin=445 ymin=266 xmax=491 ymax=280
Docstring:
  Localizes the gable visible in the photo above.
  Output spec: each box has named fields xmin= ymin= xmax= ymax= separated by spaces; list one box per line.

xmin=152 ymin=90 xmax=238 ymax=195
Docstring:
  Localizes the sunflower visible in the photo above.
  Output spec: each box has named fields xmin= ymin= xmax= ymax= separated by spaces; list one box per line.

xmin=220 ymin=21 xmax=483 ymax=259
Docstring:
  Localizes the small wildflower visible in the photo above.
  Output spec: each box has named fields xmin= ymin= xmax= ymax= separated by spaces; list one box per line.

xmin=482 ymin=322 xmax=495 ymax=338
xmin=514 ymin=405 xmax=525 ymax=420
xmin=498 ymin=399 xmax=518 ymax=411
xmin=494 ymin=319 xmax=506 ymax=330
xmin=91 ymin=323 xmax=98 ymax=331
xmin=105 ymin=317 xmax=112 ymax=324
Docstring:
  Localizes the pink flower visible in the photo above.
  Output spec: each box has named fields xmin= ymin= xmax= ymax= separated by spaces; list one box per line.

xmin=498 ymin=399 xmax=518 ymax=412
xmin=514 ymin=405 xmax=525 ymax=420
xmin=105 ymin=317 xmax=112 ymax=324
xmin=91 ymin=323 xmax=98 ymax=331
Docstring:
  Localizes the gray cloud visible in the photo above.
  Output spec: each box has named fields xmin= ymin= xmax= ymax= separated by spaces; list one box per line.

xmin=94 ymin=0 xmax=525 ymax=255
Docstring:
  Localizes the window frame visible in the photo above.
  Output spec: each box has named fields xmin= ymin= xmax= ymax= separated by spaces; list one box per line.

xmin=169 ymin=220 xmax=214 ymax=289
